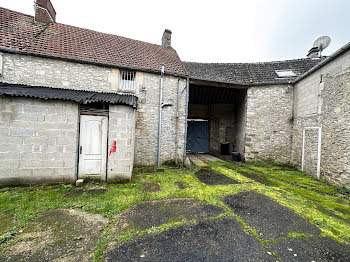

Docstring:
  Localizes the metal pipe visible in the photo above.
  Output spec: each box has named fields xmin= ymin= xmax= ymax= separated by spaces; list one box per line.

xmin=157 ymin=65 xmax=165 ymax=167
xmin=175 ymin=78 xmax=180 ymax=165
xmin=183 ymin=77 xmax=189 ymax=161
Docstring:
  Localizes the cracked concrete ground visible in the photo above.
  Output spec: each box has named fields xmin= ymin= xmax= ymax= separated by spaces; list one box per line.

xmin=0 ymin=209 xmax=107 ymax=262
xmin=106 ymin=194 xmax=349 ymax=262
xmin=1 ymin=161 xmax=349 ymax=261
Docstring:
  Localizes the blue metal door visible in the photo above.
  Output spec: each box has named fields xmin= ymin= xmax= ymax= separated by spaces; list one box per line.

xmin=187 ymin=121 xmax=208 ymax=153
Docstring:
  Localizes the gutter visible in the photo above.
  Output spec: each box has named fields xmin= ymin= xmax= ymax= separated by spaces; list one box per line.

xmin=175 ymin=78 xmax=180 ymax=165
xmin=0 ymin=47 xmax=188 ymax=79
xmin=183 ymin=77 xmax=189 ymax=161
xmin=294 ymin=41 xmax=350 ymax=83
xmin=157 ymin=65 xmax=165 ymax=167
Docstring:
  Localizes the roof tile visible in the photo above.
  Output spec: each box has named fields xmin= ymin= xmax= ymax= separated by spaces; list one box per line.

xmin=0 ymin=8 xmax=187 ymax=76
xmin=184 ymin=58 xmax=322 ymax=85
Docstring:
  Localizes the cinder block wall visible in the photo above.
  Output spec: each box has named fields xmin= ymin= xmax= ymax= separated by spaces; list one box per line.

xmin=292 ymin=49 xmax=350 ymax=188
xmin=0 ymin=97 xmax=79 ymax=185
xmin=245 ymin=85 xmax=293 ymax=163
xmin=107 ymin=105 xmax=135 ymax=181
xmin=1 ymin=52 xmax=187 ymax=166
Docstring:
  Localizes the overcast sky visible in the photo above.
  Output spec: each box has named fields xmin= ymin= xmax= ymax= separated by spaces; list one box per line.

xmin=1 ymin=0 xmax=349 ymax=62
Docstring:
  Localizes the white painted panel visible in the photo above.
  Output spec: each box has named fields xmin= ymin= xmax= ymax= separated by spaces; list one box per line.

xmin=78 ymin=115 xmax=108 ymax=178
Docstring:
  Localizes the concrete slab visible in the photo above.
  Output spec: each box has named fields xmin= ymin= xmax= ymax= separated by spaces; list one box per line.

xmin=223 ymin=191 xmax=321 ymax=240
xmin=107 ymin=217 xmax=276 ymax=262
xmin=187 ymin=154 xmax=209 ymax=167
xmin=195 ymin=168 xmax=240 ymax=185
xmin=266 ymin=237 xmax=350 ymax=262
xmin=112 ymin=198 xmax=225 ymax=234
xmin=0 ymin=209 xmax=108 ymax=262
xmin=187 ymin=154 xmax=222 ymax=167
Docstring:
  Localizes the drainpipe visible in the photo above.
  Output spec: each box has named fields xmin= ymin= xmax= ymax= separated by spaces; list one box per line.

xmin=157 ymin=65 xmax=165 ymax=167
xmin=175 ymin=78 xmax=180 ymax=165
xmin=183 ymin=77 xmax=189 ymax=162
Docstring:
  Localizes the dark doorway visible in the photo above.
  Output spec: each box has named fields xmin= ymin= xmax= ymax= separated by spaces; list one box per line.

xmin=187 ymin=120 xmax=208 ymax=153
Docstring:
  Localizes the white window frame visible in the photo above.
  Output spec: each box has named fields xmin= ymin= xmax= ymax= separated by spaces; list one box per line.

xmin=301 ymin=127 xmax=322 ymax=179
xmin=120 ymin=70 xmax=136 ymax=91
xmin=275 ymin=69 xmax=296 ymax=78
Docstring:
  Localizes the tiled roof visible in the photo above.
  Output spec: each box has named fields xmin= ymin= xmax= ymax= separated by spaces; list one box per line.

xmin=0 ymin=82 xmax=138 ymax=107
xmin=0 ymin=8 xmax=187 ymax=76
xmin=184 ymin=58 xmax=322 ymax=85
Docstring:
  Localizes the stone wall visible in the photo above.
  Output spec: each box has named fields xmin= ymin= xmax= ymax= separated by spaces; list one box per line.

xmin=291 ymin=115 xmax=320 ymax=174
xmin=0 ymin=97 xmax=79 ymax=185
xmin=292 ymin=49 xmax=350 ymax=187
xmin=107 ymin=105 xmax=136 ymax=181
xmin=1 ymin=52 xmax=187 ymax=167
xmin=135 ymin=75 xmax=187 ymax=165
xmin=320 ymin=69 xmax=350 ymax=186
xmin=208 ymin=104 xmax=235 ymax=154
xmin=245 ymin=85 xmax=293 ymax=163
xmin=234 ymin=90 xmax=247 ymax=156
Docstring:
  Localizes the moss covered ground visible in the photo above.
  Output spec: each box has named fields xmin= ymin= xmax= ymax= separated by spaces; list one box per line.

xmin=0 ymin=160 xmax=349 ymax=261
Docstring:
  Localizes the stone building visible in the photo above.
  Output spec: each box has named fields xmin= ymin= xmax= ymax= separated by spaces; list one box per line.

xmin=0 ymin=1 xmax=187 ymax=185
xmin=184 ymin=46 xmax=350 ymax=188
xmin=0 ymin=0 xmax=349 ymax=188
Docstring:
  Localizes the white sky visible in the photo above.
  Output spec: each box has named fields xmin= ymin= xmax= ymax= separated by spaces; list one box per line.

xmin=1 ymin=0 xmax=349 ymax=62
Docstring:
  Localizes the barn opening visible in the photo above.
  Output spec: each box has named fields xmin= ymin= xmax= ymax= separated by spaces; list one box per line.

xmin=187 ymin=82 xmax=247 ymax=160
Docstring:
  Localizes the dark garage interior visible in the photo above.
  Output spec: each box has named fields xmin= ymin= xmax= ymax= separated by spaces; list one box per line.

xmin=187 ymin=83 xmax=247 ymax=159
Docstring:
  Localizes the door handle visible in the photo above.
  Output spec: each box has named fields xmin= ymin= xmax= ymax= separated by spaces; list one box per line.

xmin=80 ymin=146 xmax=82 ymax=154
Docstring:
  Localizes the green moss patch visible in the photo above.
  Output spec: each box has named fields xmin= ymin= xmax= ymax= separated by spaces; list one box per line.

xmin=0 ymin=209 xmax=107 ymax=262
xmin=0 ymin=160 xmax=349 ymax=261
xmin=112 ymin=198 xmax=226 ymax=235
xmin=0 ymin=212 xmax=15 ymax=240
xmin=195 ymin=168 xmax=240 ymax=185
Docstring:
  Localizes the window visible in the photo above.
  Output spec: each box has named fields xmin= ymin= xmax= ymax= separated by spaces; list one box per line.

xmin=120 ymin=70 xmax=136 ymax=90
xmin=275 ymin=69 xmax=296 ymax=78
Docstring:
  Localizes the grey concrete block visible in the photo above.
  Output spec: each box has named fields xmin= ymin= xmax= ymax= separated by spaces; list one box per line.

xmin=9 ymin=128 xmax=33 ymax=137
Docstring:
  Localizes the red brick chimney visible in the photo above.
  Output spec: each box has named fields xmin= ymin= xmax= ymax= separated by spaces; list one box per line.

xmin=161 ymin=29 xmax=172 ymax=49
xmin=35 ymin=0 xmax=56 ymax=23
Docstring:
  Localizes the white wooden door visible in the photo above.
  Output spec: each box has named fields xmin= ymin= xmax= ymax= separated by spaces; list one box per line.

xmin=78 ymin=115 xmax=108 ymax=178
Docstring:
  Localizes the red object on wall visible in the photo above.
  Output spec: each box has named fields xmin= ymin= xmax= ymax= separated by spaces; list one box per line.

xmin=109 ymin=140 xmax=117 ymax=156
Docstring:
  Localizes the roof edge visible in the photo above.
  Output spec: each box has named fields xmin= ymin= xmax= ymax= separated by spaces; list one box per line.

xmin=189 ymin=76 xmax=293 ymax=87
xmin=183 ymin=57 xmax=320 ymax=66
xmin=0 ymin=47 xmax=188 ymax=78
xmin=0 ymin=82 xmax=138 ymax=107
xmin=294 ymin=42 xmax=350 ymax=83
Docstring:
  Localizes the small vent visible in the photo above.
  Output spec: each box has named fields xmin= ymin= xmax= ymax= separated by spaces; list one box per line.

xmin=80 ymin=103 xmax=109 ymax=116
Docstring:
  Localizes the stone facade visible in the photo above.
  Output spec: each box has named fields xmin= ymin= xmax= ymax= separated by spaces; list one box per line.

xmin=292 ymin=49 xmax=350 ymax=187
xmin=0 ymin=52 xmax=186 ymax=184
xmin=135 ymin=75 xmax=187 ymax=165
xmin=234 ymin=91 xmax=247 ymax=156
xmin=1 ymin=45 xmax=350 ymax=188
xmin=245 ymin=85 xmax=293 ymax=163
xmin=0 ymin=97 xmax=79 ymax=185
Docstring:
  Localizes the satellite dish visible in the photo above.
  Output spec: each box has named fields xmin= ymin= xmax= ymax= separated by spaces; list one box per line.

xmin=313 ymin=36 xmax=331 ymax=56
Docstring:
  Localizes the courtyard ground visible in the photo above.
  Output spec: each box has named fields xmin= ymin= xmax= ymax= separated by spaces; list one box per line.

xmin=0 ymin=159 xmax=349 ymax=261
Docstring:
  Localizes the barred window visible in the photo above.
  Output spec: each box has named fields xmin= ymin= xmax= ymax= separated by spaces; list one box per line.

xmin=120 ymin=70 xmax=136 ymax=90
